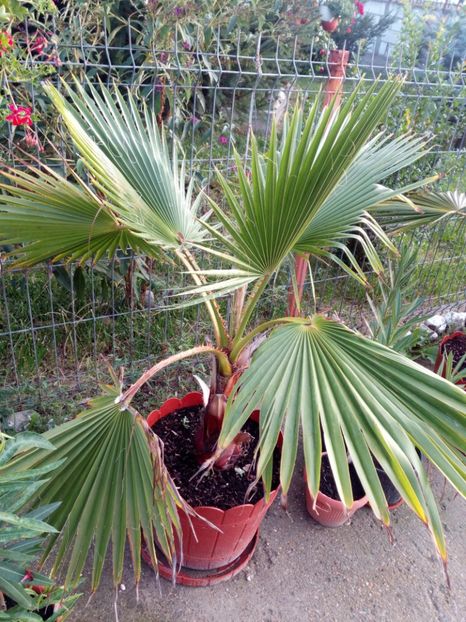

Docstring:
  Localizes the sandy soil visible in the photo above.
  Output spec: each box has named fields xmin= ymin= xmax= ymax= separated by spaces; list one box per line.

xmin=70 ymin=466 xmax=465 ymax=622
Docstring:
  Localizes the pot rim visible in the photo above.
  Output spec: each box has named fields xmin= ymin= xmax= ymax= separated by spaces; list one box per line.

xmin=147 ymin=391 xmax=282 ymax=513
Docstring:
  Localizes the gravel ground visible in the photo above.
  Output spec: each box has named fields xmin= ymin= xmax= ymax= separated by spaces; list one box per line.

xmin=70 ymin=466 xmax=465 ymax=622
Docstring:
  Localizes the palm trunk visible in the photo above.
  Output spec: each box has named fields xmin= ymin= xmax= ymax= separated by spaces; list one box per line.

xmin=287 ymin=254 xmax=309 ymax=317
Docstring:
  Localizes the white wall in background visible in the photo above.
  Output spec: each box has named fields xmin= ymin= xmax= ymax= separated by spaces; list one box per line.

xmin=363 ymin=0 xmax=463 ymax=56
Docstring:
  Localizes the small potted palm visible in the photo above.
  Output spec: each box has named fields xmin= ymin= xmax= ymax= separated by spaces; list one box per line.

xmin=1 ymin=77 xmax=465 ymax=594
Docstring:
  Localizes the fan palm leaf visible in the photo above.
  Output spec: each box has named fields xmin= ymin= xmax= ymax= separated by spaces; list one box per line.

xmin=217 ymin=317 xmax=466 ymax=560
xmin=189 ymin=80 xmax=406 ymax=299
xmin=292 ymin=132 xmax=436 ymax=280
xmin=371 ymin=190 xmax=466 ymax=232
xmin=45 ymin=79 xmax=205 ymax=245
xmin=0 ymin=164 xmax=161 ymax=266
xmin=0 ymin=80 xmax=205 ymax=268
xmin=4 ymin=383 xmax=190 ymax=592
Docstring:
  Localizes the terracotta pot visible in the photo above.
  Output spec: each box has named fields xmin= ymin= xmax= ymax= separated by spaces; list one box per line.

xmin=374 ymin=449 xmax=423 ymax=511
xmin=305 ymin=455 xmax=368 ymax=527
xmin=146 ymin=392 xmax=280 ymax=581
xmin=321 ymin=18 xmax=340 ymax=33
xmin=375 ymin=466 xmax=403 ymax=510
xmin=323 ymin=49 xmax=350 ymax=107
xmin=434 ymin=331 xmax=466 ymax=387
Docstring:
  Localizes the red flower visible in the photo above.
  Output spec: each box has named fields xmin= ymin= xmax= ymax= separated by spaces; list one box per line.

xmin=29 ymin=34 xmax=48 ymax=55
xmin=218 ymin=134 xmax=228 ymax=146
xmin=23 ymin=127 xmax=44 ymax=151
xmin=346 ymin=27 xmax=352 ymax=33
xmin=22 ymin=570 xmax=34 ymax=582
xmin=355 ymin=1 xmax=364 ymax=16
xmin=0 ymin=31 xmax=13 ymax=56
xmin=6 ymin=104 xmax=33 ymax=127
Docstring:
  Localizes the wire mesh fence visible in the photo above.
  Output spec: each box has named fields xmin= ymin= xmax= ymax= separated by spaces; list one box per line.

xmin=0 ymin=20 xmax=465 ymax=422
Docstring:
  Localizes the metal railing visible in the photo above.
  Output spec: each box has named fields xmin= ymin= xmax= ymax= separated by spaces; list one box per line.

xmin=0 ymin=24 xmax=465 ymax=420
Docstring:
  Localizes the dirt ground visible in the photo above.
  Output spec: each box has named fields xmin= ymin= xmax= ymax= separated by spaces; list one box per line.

xmin=70 ymin=465 xmax=465 ymax=622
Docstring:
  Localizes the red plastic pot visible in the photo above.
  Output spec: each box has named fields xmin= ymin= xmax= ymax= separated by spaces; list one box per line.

xmin=434 ymin=331 xmax=466 ymax=387
xmin=305 ymin=455 xmax=368 ymax=527
xmin=145 ymin=392 xmax=281 ymax=584
xmin=321 ymin=18 xmax=340 ymax=33
xmin=324 ymin=49 xmax=350 ymax=107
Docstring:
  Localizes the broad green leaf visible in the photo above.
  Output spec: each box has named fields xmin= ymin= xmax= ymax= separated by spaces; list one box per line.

xmin=4 ymin=384 xmax=188 ymax=591
xmin=218 ymin=317 xmax=466 ymax=560
xmin=0 ymin=433 xmax=54 ymax=466
xmin=191 ymin=80 xmax=407 ymax=304
xmin=0 ymin=512 xmax=57 ymax=533
xmin=0 ymin=572 xmax=35 ymax=610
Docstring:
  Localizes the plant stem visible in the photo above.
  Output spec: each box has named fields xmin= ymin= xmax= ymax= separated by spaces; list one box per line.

xmin=175 ymin=248 xmax=229 ymax=348
xmin=230 ymin=284 xmax=247 ymax=335
xmin=230 ymin=317 xmax=307 ymax=363
xmin=119 ymin=346 xmax=232 ymax=407
xmin=232 ymin=274 xmax=270 ymax=344
xmin=287 ymin=253 xmax=310 ymax=317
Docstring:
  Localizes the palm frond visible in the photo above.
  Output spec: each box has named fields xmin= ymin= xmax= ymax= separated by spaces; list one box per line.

xmin=371 ymin=190 xmax=466 ymax=233
xmin=191 ymin=80 xmax=405 ymax=299
xmin=46 ymin=79 xmax=205 ymax=246
xmin=4 ymin=383 xmax=189 ymax=591
xmin=0 ymin=79 xmax=205 ymax=267
xmin=217 ymin=317 xmax=466 ymax=560
xmin=294 ymin=132 xmax=430 ymax=252
xmin=0 ymin=165 xmax=160 ymax=267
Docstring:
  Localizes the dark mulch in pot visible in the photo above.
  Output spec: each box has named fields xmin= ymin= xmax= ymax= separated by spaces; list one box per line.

xmin=319 ymin=455 xmax=365 ymax=501
xmin=442 ymin=333 xmax=466 ymax=370
xmin=373 ymin=449 xmax=422 ymax=506
xmin=152 ymin=405 xmax=280 ymax=510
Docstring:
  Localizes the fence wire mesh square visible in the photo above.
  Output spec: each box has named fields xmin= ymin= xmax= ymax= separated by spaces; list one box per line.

xmin=0 ymin=19 xmax=465 ymax=420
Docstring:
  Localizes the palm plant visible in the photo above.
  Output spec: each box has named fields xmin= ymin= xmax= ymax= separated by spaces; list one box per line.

xmin=0 ymin=77 xmax=465 ymax=595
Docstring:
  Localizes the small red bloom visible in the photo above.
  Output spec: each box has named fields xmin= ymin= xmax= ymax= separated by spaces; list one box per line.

xmin=346 ymin=27 xmax=352 ymax=33
xmin=22 ymin=570 xmax=34 ymax=582
xmin=23 ymin=127 xmax=44 ymax=151
xmin=218 ymin=134 xmax=228 ymax=146
xmin=355 ymin=1 xmax=364 ymax=16
xmin=29 ymin=34 xmax=48 ymax=55
xmin=0 ymin=31 xmax=13 ymax=56
xmin=6 ymin=104 xmax=33 ymax=127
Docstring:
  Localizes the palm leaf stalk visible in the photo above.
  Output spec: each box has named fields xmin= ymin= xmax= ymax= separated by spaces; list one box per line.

xmin=1 ymin=78 xmax=465 ymax=594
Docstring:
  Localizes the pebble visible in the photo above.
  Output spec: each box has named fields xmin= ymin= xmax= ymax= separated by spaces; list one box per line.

xmin=426 ymin=314 xmax=447 ymax=334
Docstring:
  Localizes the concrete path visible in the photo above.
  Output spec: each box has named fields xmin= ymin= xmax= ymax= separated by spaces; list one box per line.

xmin=71 ymin=467 xmax=465 ymax=622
